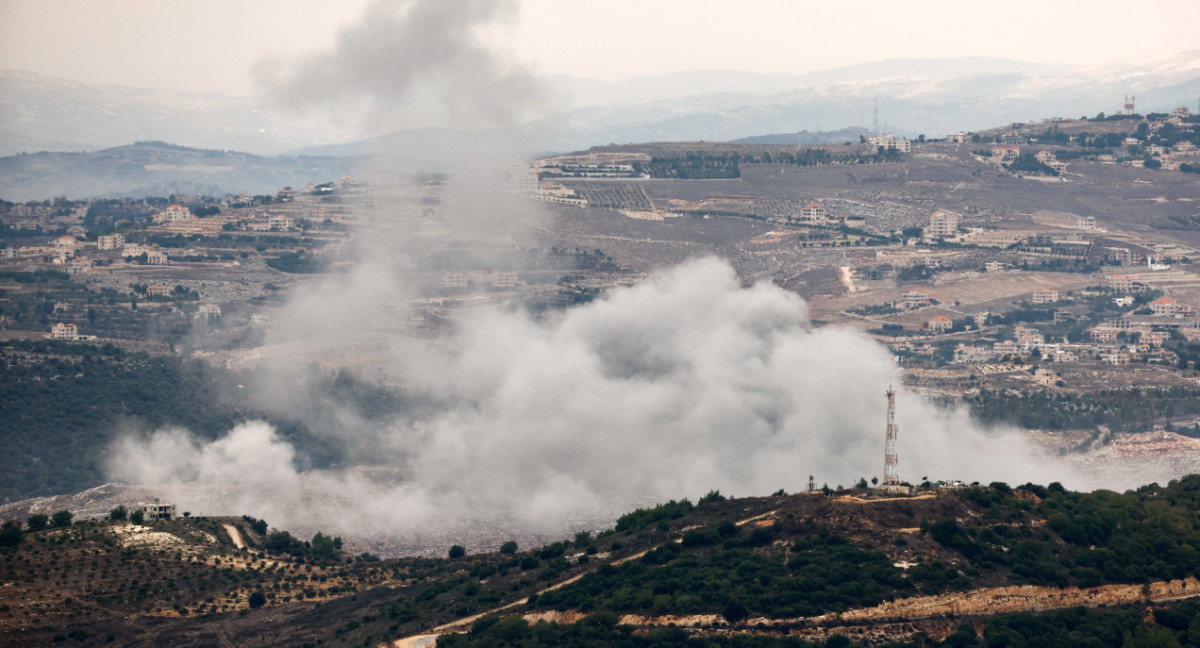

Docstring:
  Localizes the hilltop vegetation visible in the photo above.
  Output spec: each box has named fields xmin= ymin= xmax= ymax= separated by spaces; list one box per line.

xmin=0 ymin=340 xmax=423 ymax=502
xmin=6 ymin=478 xmax=1200 ymax=646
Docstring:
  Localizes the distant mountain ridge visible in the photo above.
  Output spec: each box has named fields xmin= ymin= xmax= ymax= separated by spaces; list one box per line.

xmin=2 ymin=51 xmax=1198 ymax=167
xmin=285 ymin=51 xmax=1200 ymax=158
xmin=0 ymin=141 xmax=358 ymax=202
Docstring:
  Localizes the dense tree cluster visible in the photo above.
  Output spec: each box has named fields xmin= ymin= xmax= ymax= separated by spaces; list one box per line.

xmin=0 ymin=340 xmax=417 ymax=501
xmin=534 ymin=533 xmax=962 ymax=620
xmin=634 ymin=154 xmax=743 ymax=179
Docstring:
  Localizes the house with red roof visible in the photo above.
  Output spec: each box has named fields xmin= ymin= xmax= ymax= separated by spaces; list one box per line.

xmin=927 ymin=315 xmax=953 ymax=333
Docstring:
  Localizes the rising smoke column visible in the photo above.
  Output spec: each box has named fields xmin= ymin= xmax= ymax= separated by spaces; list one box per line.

xmin=109 ymin=257 xmax=1065 ymax=542
xmin=261 ymin=0 xmax=543 ymax=131
xmin=107 ymin=0 xmax=1071 ymax=547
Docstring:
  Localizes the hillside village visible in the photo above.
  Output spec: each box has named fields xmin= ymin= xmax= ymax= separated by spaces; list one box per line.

xmin=3 ymin=106 xmax=1200 ymax=403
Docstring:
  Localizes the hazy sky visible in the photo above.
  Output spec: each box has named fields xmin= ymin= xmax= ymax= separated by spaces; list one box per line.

xmin=1 ymin=0 xmax=1198 ymax=96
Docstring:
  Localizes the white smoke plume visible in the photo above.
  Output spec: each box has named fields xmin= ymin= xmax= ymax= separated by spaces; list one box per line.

xmin=260 ymin=0 xmax=544 ymax=132
xmin=106 ymin=1 xmax=1076 ymax=553
xmin=108 ymin=257 xmax=1068 ymax=549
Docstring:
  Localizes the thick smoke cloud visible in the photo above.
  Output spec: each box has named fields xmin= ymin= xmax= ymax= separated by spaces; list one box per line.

xmin=109 ymin=257 xmax=1064 ymax=546
xmin=261 ymin=0 xmax=543 ymax=131
xmin=106 ymin=0 xmax=1070 ymax=551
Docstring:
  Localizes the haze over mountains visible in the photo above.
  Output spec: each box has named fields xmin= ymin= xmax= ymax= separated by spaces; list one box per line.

xmin=1 ymin=51 xmax=1198 ymax=197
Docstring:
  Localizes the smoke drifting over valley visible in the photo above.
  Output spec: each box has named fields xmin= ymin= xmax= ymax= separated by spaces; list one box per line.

xmin=108 ymin=257 xmax=1068 ymax=549
xmin=106 ymin=0 xmax=1072 ymax=551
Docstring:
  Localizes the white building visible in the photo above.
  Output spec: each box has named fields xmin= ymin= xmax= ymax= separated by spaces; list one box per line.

xmin=864 ymin=133 xmax=911 ymax=153
xmin=97 ymin=233 xmax=125 ymax=250
xmin=1150 ymin=297 xmax=1180 ymax=316
xmin=197 ymin=303 xmax=222 ymax=319
xmin=954 ymin=344 xmax=992 ymax=363
xmin=903 ymin=290 xmax=930 ymax=309
xmin=50 ymin=322 xmax=79 ymax=341
xmin=153 ymin=204 xmax=193 ymax=223
xmin=1032 ymin=287 xmax=1059 ymax=304
xmin=268 ymin=215 xmax=295 ymax=231
xmin=800 ymin=202 xmax=827 ymax=221
xmin=489 ymin=272 xmax=518 ymax=289
xmin=1015 ymin=326 xmax=1045 ymax=350
xmin=993 ymin=341 xmax=1020 ymax=355
xmin=992 ymin=145 xmax=1020 ymax=162
xmin=1108 ymin=274 xmax=1136 ymax=292
xmin=138 ymin=500 xmax=176 ymax=521
xmin=927 ymin=210 xmax=961 ymax=238
xmin=144 ymin=251 xmax=169 ymax=265
xmin=927 ymin=315 xmax=953 ymax=333
xmin=122 ymin=243 xmax=151 ymax=258
xmin=64 ymin=258 xmax=92 ymax=275
xmin=1052 ymin=348 xmax=1078 ymax=363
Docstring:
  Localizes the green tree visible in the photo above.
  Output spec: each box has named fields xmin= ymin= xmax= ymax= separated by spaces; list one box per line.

xmin=499 ymin=540 xmax=518 ymax=555
xmin=130 ymin=509 xmax=145 ymax=524
xmin=1122 ymin=626 xmax=1182 ymax=648
xmin=110 ymin=505 xmax=127 ymax=521
xmin=0 ymin=521 xmax=22 ymax=547
xmin=248 ymin=591 xmax=266 ymax=609
xmin=26 ymin=513 xmax=48 ymax=532
xmin=310 ymin=532 xmax=342 ymax=561
xmin=449 ymin=545 xmax=466 ymax=559
xmin=51 ymin=510 xmax=72 ymax=527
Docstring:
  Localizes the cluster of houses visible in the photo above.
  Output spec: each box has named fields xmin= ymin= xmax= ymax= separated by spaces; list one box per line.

xmin=3 ymin=233 xmax=180 ymax=272
xmin=894 ymin=267 xmax=1197 ymax=369
xmin=945 ymin=296 xmax=1196 ymax=368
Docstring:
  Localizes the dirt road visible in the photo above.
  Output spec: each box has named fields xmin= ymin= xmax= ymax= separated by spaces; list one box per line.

xmin=221 ymin=523 xmax=245 ymax=549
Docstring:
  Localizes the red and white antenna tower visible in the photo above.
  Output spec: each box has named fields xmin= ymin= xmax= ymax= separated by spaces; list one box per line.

xmin=883 ymin=385 xmax=899 ymax=487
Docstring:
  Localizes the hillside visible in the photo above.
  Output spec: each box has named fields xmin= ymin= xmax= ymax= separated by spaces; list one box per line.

xmin=0 ymin=340 xmax=425 ymax=502
xmin=3 ymin=478 xmax=1200 ymax=646
xmin=0 ymin=141 xmax=359 ymax=202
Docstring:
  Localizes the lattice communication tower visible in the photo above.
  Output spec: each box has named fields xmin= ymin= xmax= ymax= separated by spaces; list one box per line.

xmin=883 ymin=385 xmax=899 ymax=486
